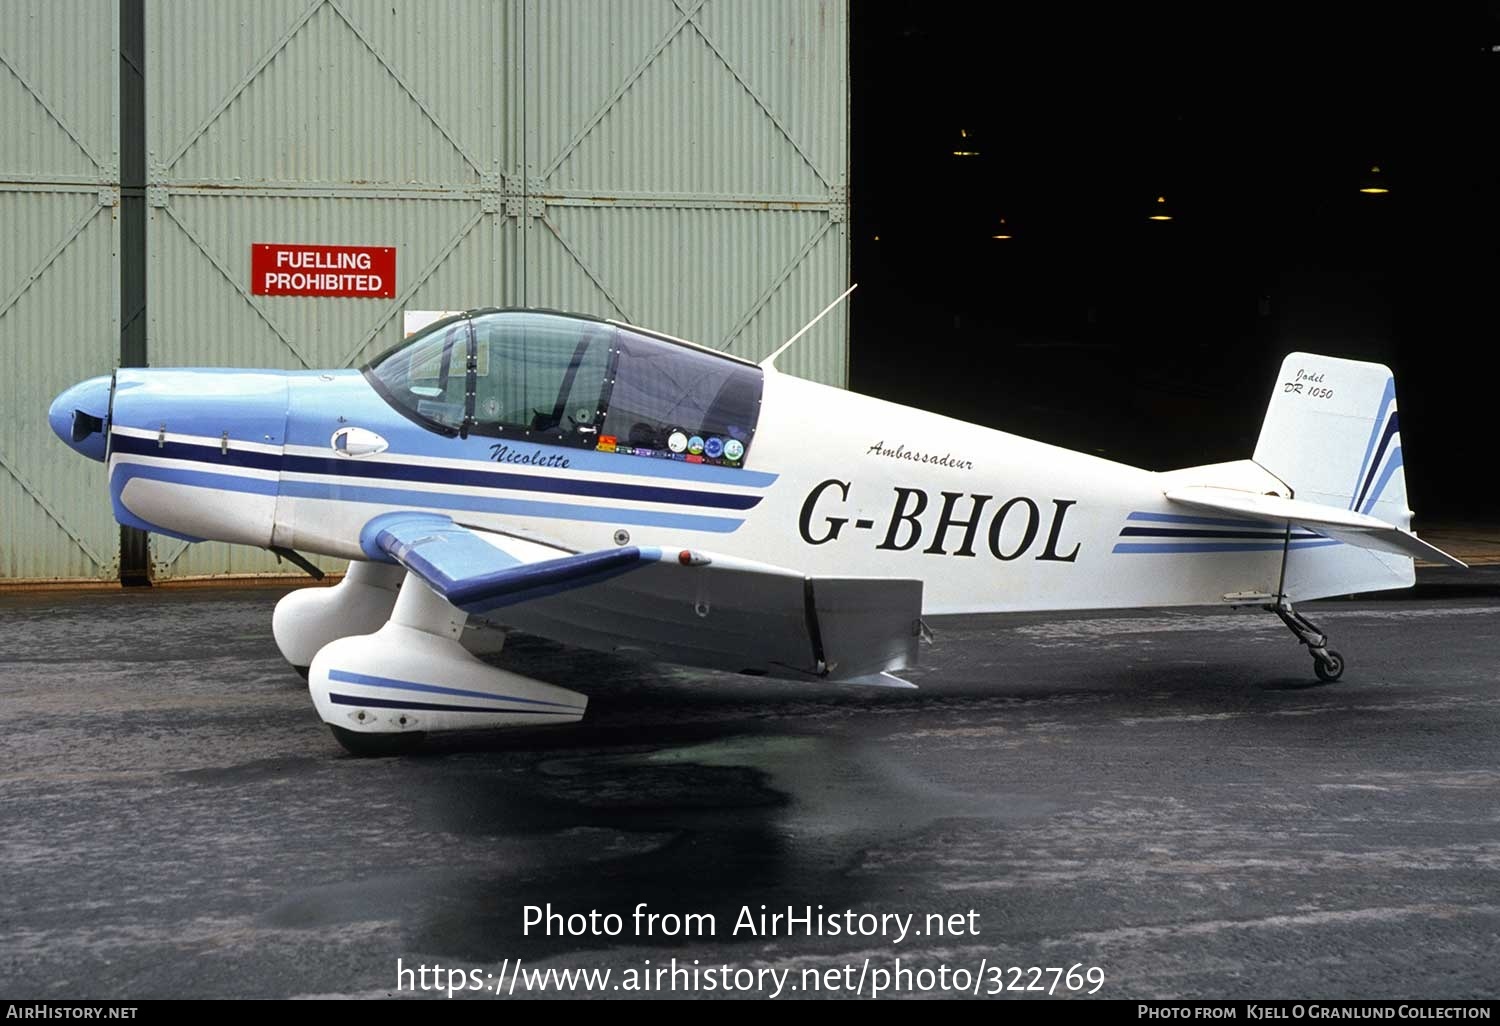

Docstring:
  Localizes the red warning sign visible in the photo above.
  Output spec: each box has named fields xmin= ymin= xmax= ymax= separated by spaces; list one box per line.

xmin=251 ymin=243 xmax=396 ymax=298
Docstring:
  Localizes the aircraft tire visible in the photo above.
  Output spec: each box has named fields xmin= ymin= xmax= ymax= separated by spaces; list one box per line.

xmin=1313 ymin=649 xmax=1345 ymax=683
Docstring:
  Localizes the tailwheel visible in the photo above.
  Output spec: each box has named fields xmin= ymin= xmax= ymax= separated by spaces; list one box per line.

xmin=1266 ymin=598 xmax=1348 ymax=684
xmin=329 ymin=724 xmax=427 ymax=757
xmin=1313 ymin=649 xmax=1346 ymax=683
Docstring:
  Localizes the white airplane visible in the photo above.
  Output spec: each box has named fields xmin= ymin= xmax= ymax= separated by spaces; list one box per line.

xmin=48 ymin=294 xmax=1464 ymax=754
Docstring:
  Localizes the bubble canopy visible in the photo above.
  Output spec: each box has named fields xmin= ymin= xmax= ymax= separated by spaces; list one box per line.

xmin=363 ymin=310 xmax=764 ymax=467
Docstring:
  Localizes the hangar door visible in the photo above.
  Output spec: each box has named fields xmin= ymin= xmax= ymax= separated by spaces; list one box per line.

xmin=144 ymin=0 xmax=847 ymax=581
xmin=144 ymin=0 xmax=526 ymax=579
xmin=0 ymin=3 xmax=121 ymax=582
xmin=520 ymin=1 xmax=849 ymax=381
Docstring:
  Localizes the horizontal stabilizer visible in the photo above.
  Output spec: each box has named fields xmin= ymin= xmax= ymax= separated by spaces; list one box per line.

xmin=1165 ymin=486 xmax=1466 ymax=569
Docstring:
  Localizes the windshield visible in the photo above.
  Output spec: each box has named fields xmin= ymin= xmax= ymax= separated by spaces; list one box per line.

xmin=365 ymin=315 xmax=474 ymax=433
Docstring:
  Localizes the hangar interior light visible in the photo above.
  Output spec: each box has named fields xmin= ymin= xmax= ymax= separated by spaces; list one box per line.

xmin=1359 ymin=165 xmax=1390 ymax=194
xmin=1148 ymin=195 xmax=1174 ymax=221
xmin=952 ymin=128 xmax=980 ymax=157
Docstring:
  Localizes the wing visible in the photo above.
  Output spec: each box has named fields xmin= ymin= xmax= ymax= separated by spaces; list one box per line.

xmin=1164 ymin=486 xmax=1467 ymax=568
xmin=361 ymin=512 xmax=925 ymax=684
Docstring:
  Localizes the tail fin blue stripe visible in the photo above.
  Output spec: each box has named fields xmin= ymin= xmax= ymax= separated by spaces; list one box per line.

xmin=1352 ymin=411 xmax=1401 ymax=513
xmin=1359 ymin=448 xmax=1404 ymax=515
xmin=1349 ymin=377 xmax=1396 ymax=508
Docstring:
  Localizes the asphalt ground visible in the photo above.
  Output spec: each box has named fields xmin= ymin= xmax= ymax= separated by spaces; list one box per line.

xmin=1 ymin=568 xmax=1497 ymax=1000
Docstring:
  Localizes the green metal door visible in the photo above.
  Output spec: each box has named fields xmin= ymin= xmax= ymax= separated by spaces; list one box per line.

xmin=521 ymin=0 xmax=849 ymax=385
xmin=144 ymin=0 xmax=526 ymax=578
xmin=0 ymin=1 xmax=121 ymax=582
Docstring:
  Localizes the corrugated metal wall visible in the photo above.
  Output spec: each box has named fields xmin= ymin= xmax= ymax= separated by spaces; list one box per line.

xmin=2 ymin=0 xmax=847 ymax=582
xmin=0 ymin=1 xmax=122 ymax=582
xmin=521 ymin=0 xmax=849 ymax=383
xmin=144 ymin=0 xmax=527 ymax=577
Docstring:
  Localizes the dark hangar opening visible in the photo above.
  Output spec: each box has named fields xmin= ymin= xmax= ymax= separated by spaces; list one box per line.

xmin=850 ymin=4 xmax=1500 ymax=523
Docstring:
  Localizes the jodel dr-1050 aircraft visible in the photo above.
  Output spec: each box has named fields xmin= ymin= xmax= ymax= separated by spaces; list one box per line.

xmin=48 ymin=295 xmax=1465 ymax=754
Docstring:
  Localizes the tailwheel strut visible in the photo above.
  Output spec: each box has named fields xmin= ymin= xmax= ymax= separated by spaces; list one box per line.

xmin=1264 ymin=598 xmax=1345 ymax=682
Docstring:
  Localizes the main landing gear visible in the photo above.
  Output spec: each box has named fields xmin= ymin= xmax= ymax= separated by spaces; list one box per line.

xmin=275 ymin=564 xmax=588 ymax=757
xmin=1265 ymin=598 xmax=1345 ymax=682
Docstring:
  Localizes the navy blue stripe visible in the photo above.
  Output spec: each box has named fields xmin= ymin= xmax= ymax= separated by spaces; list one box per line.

xmin=329 ymin=693 xmax=578 ymax=716
xmin=1119 ymin=527 xmax=1321 ymax=541
xmin=1126 ymin=511 xmax=1268 ymax=529
xmin=114 ymin=433 xmax=282 ymax=471
xmin=1353 ymin=412 xmax=1399 ymax=513
xmin=1114 ymin=540 xmax=1342 ymax=555
xmin=112 ymin=434 xmax=762 ymax=510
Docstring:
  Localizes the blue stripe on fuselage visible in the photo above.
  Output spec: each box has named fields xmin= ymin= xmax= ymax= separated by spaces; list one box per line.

xmin=1113 ymin=540 xmax=1342 ymax=554
xmin=277 ymin=478 xmax=746 ymax=532
xmin=110 ymin=456 xmax=747 ymax=533
xmin=1119 ymin=527 xmax=1322 ymax=541
xmin=1125 ymin=510 xmax=1270 ymax=530
xmin=112 ymin=434 xmax=283 ymax=472
xmin=110 ymin=434 xmax=764 ymax=510
xmin=107 ymin=463 xmax=216 ymax=541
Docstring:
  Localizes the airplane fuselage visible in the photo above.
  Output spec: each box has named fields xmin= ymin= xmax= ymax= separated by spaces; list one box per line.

xmin=97 ymin=365 xmax=1301 ymax=614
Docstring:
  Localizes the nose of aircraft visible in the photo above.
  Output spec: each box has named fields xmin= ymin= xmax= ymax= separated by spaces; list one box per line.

xmin=48 ymin=374 xmax=113 ymax=462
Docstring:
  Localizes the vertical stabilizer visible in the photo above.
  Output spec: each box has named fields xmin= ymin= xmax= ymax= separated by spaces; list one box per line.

xmin=1253 ymin=353 xmax=1415 ymax=598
